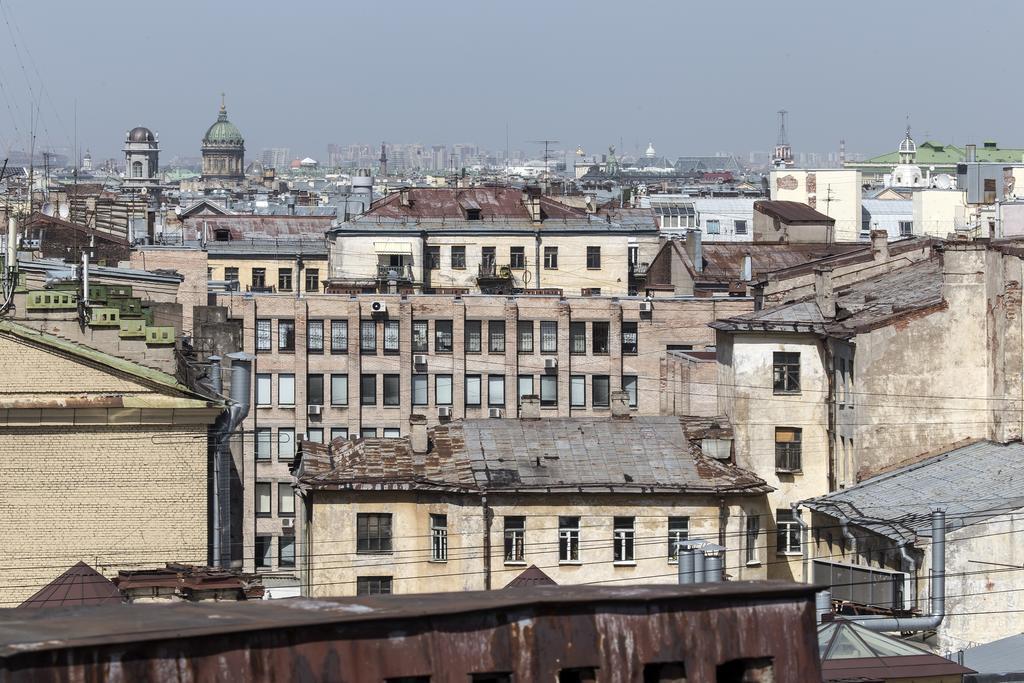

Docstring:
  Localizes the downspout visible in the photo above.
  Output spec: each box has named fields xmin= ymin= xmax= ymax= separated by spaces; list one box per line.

xmin=211 ymin=352 xmax=254 ymax=567
xmin=839 ymin=518 xmax=857 ymax=559
xmin=482 ymin=494 xmax=492 ymax=590
xmin=898 ymin=540 xmax=918 ymax=611
xmin=534 ymin=232 xmax=541 ymax=289
xmin=791 ymin=501 xmax=809 ymax=583
xmin=823 ymin=337 xmax=837 ymax=491
xmin=718 ymin=496 xmax=728 ymax=581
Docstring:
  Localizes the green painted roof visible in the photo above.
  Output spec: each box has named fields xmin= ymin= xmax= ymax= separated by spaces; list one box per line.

xmin=860 ymin=141 xmax=1024 ymax=166
xmin=0 ymin=320 xmax=221 ymax=406
xmin=203 ymin=105 xmax=244 ymax=146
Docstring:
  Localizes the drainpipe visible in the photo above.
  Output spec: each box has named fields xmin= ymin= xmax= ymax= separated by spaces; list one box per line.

xmin=211 ymin=351 xmax=254 ymax=567
xmin=791 ymin=501 xmax=809 ymax=583
xmin=482 ymin=495 xmax=492 ymax=590
xmin=839 ymin=518 xmax=857 ymax=559
xmin=898 ymin=540 xmax=918 ymax=611
xmin=850 ymin=508 xmax=946 ymax=633
xmin=81 ymin=251 xmax=90 ymax=306
xmin=718 ymin=497 xmax=728 ymax=580
xmin=208 ymin=355 xmax=222 ymax=395
xmin=534 ymin=231 xmax=541 ymax=290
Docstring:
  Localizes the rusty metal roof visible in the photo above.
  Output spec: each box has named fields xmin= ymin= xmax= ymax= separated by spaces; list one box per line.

xmin=114 ymin=563 xmax=264 ymax=600
xmin=361 ymin=187 xmax=584 ymax=221
xmin=504 ymin=565 xmax=557 ymax=588
xmin=187 ymin=215 xmax=334 ymax=240
xmin=297 ymin=416 xmax=768 ymax=495
xmin=17 ymin=562 xmax=122 ymax=610
xmin=754 ymin=200 xmax=835 ymax=224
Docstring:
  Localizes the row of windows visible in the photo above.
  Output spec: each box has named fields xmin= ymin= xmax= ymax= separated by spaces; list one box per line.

xmin=237 ymin=267 xmax=320 ymax=293
xmin=255 ymin=535 xmax=295 ymax=569
xmin=255 ymin=481 xmax=295 ymax=518
xmin=423 ymin=245 xmax=605 ymax=271
xmin=256 ymin=318 xmax=639 ymax=356
xmin=255 ymin=373 xmax=639 ymax=409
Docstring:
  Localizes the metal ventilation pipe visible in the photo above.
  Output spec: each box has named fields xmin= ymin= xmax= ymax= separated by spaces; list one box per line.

xmin=816 ymin=590 xmax=833 ymax=623
xmin=208 ymin=355 xmax=222 ymax=396
xmin=705 ymin=551 xmax=723 ymax=582
xmin=210 ymin=352 xmax=254 ymax=567
xmin=849 ymin=508 xmax=946 ymax=633
xmin=678 ymin=544 xmax=696 ymax=585
xmin=81 ymin=252 xmax=90 ymax=306
xmin=6 ymin=216 xmax=16 ymax=272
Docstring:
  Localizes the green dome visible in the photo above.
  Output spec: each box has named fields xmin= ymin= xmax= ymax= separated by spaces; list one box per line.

xmin=203 ymin=104 xmax=244 ymax=146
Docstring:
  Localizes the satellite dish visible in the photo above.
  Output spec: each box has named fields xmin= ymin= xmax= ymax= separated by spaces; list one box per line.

xmin=58 ymin=204 xmax=70 ymax=220
xmin=934 ymin=174 xmax=952 ymax=190
xmin=41 ymin=202 xmax=54 ymax=217
xmin=141 ymin=187 xmax=148 ymax=195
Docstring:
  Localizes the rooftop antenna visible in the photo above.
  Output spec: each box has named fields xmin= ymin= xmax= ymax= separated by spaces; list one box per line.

xmin=777 ymin=109 xmax=789 ymax=147
xmin=527 ymin=139 xmax=559 ymax=177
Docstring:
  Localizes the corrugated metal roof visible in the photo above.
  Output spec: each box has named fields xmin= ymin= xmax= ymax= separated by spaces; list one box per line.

xmin=754 ymin=200 xmax=835 ymax=224
xmin=17 ymin=562 xmax=122 ymax=610
xmin=802 ymin=440 xmax=1024 ymax=542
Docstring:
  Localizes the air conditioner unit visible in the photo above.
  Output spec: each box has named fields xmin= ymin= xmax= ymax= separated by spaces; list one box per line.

xmin=370 ymin=300 xmax=387 ymax=314
xmin=282 ymin=518 xmax=294 ymax=529
xmin=639 ymin=301 xmax=654 ymax=313
xmin=413 ymin=354 xmax=428 ymax=366
xmin=438 ymin=406 xmax=452 ymax=418
xmin=488 ymin=407 xmax=503 ymax=418
xmin=307 ymin=404 xmax=323 ymax=416
xmin=544 ymin=357 xmax=558 ymax=370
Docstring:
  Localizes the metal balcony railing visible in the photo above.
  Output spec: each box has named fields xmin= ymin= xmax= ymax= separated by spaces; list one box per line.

xmin=377 ymin=264 xmax=414 ymax=281
xmin=478 ymin=263 xmax=513 ymax=279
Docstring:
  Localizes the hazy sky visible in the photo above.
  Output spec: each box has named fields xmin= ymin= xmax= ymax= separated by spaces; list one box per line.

xmin=0 ymin=0 xmax=1021 ymax=162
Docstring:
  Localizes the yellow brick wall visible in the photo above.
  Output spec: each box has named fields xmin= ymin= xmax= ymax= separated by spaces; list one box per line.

xmin=0 ymin=424 xmax=208 ymax=606
xmin=0 ymin=336 xmax=153 ymax=397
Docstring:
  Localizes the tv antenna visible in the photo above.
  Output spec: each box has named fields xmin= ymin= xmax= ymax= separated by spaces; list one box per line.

xmin=528 ymin=139 xmax=559 ymax=176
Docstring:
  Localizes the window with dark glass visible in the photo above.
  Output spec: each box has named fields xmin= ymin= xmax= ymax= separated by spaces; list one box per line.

xmin=255 ymin=536 xmax=272 ymax=567
xmin=356 ymin=576 xmax=392 ymax=595
xmin=360 ymin=374 xmax=377 ymax=406
xmin=357 ymin=513 xmax=393 ymax=553
xmin=412 ymin=320 xmax=429 ymax=352
xmin=517 ymin=321 xmax=533 ymax=353
xmin=746 ymin=514 xmax=760 ymax=564
xmin=435 ymin=320 xmax=453 ymax=353
xmin=430 ymin=514 xmax=448 ymax=562
xmin=776 ymin=510 xmax=802 ymax=554
xmin=279 ymin=537 xmax=296 ymax=568
xmin=426 ymin=245 xmax=441 ymax=270
xmin=559 ymin=516 xmax=580 ymax=562
xmin=251 ymin=268 xmax=267 ymax=289
xmin=307 ymin=374 xmax=324 ymax=406
xmin=383 ymin=374 xmax=401 ymax=406
xmin=488 ymin=320 xmax=505 ymax=353
xmin=540 ymin=321 xmax=557 ymax=352
xmin=775 ymin=427 xmax=802 ymax=472
xmin=384 ymin=320 xmax=400 ymax=353
xmin=570 ymin=322 xmax=586 ymax=355
xmin=465 ymin=320 xmax=482 ymax=353
xmin=225 ymin=267 xmax=239 ymax=282
xmin=256 ymin=319 xmax=272 ymax=352
xmin=330 ymin=320 xmax=348 ymax=353
xmin=773 ymin=352 xmax=800 ymax=393
xmin=504 ymin=516 xmax=525 ymax=562
xmin=622 ymin=321 xmax=638 ymax=355
xmin=586 ymin=246 xmax=601 ymax=269
xmin=360 ymin=320 xmax=377 ymax=353
xmin=592 ymin=322 xmax=609 ymax=354
xmin=305 ymin=268 xmax=319 ymax=292
xmin=278 ymin=268 xmax=293 ymax=292
xmin=451 ymin=245 xmax=466 ymax=269
xmin=307 ymin=319 xmax=324 ymax=352
xmin=544 ymin=246 xmax=558 ymax=269
xmin=510 ymin=246 xmax=525 ymax=269
xmin=613 ymin=517 xmax=635 ymax=562
xmin=540 ymin=375 xmax=557 ymax=407
xmin=481 ymin=246 xmax=496 ymax=270
xmin=668 ymin=517 xmax=689 ymax=562
xmin=278 ymin=319 xmax=295 ymax=352
xmin=593 ymin=375 xmax=610 ymax=407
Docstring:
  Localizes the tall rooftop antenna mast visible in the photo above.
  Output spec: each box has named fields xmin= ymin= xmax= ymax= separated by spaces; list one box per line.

xmin=527 ymin=139 xmax=559 ymax=177
xmin=776 ymin=109 xmax=789 ymax=147
xmin=773 ymin=110 xmax=793 ymax=169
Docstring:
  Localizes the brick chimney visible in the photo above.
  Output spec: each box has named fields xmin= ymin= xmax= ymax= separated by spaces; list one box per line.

xmin=610 ymin=391 xmax=631 ymax=419
xmin=870 ymin=230 xmax=889 ymax=262
xmin=520 ymin=394 xmax=540 ymax=420
xmin=815 ymin=265 xmax=835 ymax=318
xmin=409 ymin=414 xmax=428 ymax=454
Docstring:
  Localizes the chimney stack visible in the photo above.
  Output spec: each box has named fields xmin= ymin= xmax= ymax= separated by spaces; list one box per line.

xmin=966 ymin=144 xmax=977 ymax=163
xmin=815 ymin=265 xmax=835 ymax=318
xmin=409 ymin=414 xmax=428 ymax=454
xmin=399 ymin=187 xmax=411 ymax=207
xmin=520 ymin=394 xmax=540 ymax=420
xmin=741 ymin=252 xmax=753 ymax=282
xmin=869 ymin=230 xmax=889 ymax=262
xmin=685 ymin=230 xmax=703 ymax=273
xmin=610 ymin=390 xmax=631 ymax=419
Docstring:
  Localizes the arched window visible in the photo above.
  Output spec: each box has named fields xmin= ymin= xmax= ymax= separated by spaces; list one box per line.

xmin=131 ymin=161 xmax=143 ymax=178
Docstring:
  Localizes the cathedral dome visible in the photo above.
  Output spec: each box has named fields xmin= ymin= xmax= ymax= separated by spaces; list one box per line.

xmin=128 ymin=126 xmax=155 ymax=143
xmin=203 ymin=102 xmax=244 ymax=147
xmin=898 ymin=129 xmax=916 ymax=155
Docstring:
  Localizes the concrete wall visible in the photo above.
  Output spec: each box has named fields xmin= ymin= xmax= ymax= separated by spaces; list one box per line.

xmin=912 ymin=189 xmax=967 ymax=238
xmin=770 ymin=169 xmax=862 ymax=242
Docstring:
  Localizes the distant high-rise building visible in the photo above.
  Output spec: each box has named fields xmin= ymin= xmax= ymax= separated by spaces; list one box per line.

xmin=260 ymin=147 xmax=291 ymax=170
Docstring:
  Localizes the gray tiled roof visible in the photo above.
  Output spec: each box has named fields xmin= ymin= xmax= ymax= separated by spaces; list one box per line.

xmin=802 ymin=440 xmax=1024 ymax=543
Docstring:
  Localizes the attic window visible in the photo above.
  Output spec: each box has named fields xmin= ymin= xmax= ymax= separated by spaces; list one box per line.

xmin=466 ymin=208 xmax=482 ymax=221
xmin=214 ymin=229 xmax=231 ymax=241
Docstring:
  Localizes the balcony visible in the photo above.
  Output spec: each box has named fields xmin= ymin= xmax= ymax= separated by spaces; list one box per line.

xmin=247 ymin=285 xmax=276 ymax=293
xmin=477 ymin=262 xmax=515 ymax=295
xmin=377 ymin=264 xmax=414 ymax=282
xmin=630 ymin=261 xmax=650 ymax=278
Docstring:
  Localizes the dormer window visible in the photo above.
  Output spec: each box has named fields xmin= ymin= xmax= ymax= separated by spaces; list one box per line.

xmin=466 ymin=208 xmax=482 ymax=220
xmin=214 ymin=229 xmax=231 ymax=241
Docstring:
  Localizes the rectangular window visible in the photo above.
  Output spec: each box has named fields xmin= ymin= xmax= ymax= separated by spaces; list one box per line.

xmin=898 ymin=220 xmax=913 ymax=236
xmin=465 ymin=320 xmax=482 ymax=353
xmin=570 ymin=375 xmax=586 ymax=407
xmin=570 ymin=322 xmax=586 ymax=355
xmin=256 ymin=319 xmax=272 ymax=352
xmin=252 ymin=268 xmax=267 ymax=289
xmin=426 ymin=245 xmax=441 ymax=270
xmin=540 ymin=321 xmax=558 ymax=353
xmin=307 ymin=428 xmax=324 ymax=444
xmin=361 ymin=427 xmax=377 ymax=439
xmin=540 ymin=375 xmax=557 ymax=407
xmin=510 ymin=246 xmax=525 ymax=269
xmin=383 ymin=320 xmax=400 ymax=353
xmin=278 ymin=319 xmax=295 ymax=352
xmin=517 ymin=374 xmax=534 ymax=402
xmin=586 ymin=246 xmax=601 ymax=269
xmin=622 ymin=321 xmax=638 ymax=355
xmin=225 ymin=267 xmax=239 ymax=282
xmin=331 ymin=374 xmax=349 ymax=406
xmin=504 ymin=516 xmax=525 ymax=563
xmin=361 ymin=374 xmax=377 ymax=406
xmin=278 ymin=482 xmax=295 ymax=517
xmin=278 ymin=268 xmax=293 ymax=292
xmin=451 ymin=245 xmax=466 ymax=269
xmin=305 ymin=268 xmax=319 ymax=293
xmin=517 ymin=321 xmax=534 ymax=353
xmin=773 ymin=352 xmax=800 ymax=393
xmin=746 ymin=514 xmax=760 ymax=564
xmin=777 ymin=510 xmax=802 ymax=555
xmin=435 ymin=320 xmax=453 ymax=353
xmin=559 ymin=516 xmax=580 ymax=563
xmin=279 ymin=537 xmax=296 ymax=568
xmin=412 ymin=320 xmax=429 ymax=352
xmin=278 ymin=374 xmax=295 ymax=406
xmin=356 ymin=576 xmax=392 ymax=596
xmin=360 ymin=320 xmax=377 ymax=353
xmin=307 ymin=319 xmax=324 ymax=352
xmin=278 ymin=428 xmax=295 ymax=461
xmin=307 ymin=374 xmax=324 ymax=406
xmin=383 ymin=428 xmax=400 ymax=438
xmin=255 ymin=428 xmax=272 ymax=461
xmin=775 ymin=427 xmax=802 ymax=472
xmin=357 ymin=513 xmax=393 ymax=554
xmin=431 ymin=513 xmax=448 ymax=562
xmin=256 ymin=373 xmax=272 ymax=406
xmin=592 ymin=375 xmax=610 ymax=407
xmin=465 ymin=375 xmax=482 ymax=406
xmin=383 ymin=374 xmax=400 ymax=406
xmin=330 ymin=427 xmax=349 ymax=441
xmin=330 ymin=320 xmax=348 ymax=353
xmin=255 ymin=536 xmax=272 ymax=568
xmin=481 ymin=246 xmax=496 ymax=269
xmin=668 ymin=517 xmax=690 ymax=562
xmin=544 ymin=246 xmax=558 ymax=269
xmin=622 ymin=375 xmax=638 ymax=408
xmin=592 ymin=322 xmax=609 ymax=354
xmin=255 ymin=482 xmax=272 ymax=517
xmin=488 ymin=375 xmax=505 ymax=407
xmin=488 ymin=320 xmax=506 ymax=353
xmin=613 ymin=517 xmax=635 ymax=563
xmin=412 ymin=374 xmax=428 ymax=405
xmin=735 ymin=219 xmax=748 ymax=235
xmin=706 ymin=219 xmax=721 ymax=235
xmin=435 ymin=375 xmax=453 ymax=405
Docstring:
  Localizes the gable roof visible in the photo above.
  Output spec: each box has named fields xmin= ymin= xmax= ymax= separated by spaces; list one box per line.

xmin=505 ymin=565 xmax=557 ymax=588
xmin=802 ymin=440 xmax=1024 ymax=543
xmin=18 ymin=562 xmax=122 ymax=609
xmin=297 ymin=416 xmax=770 ymax=495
